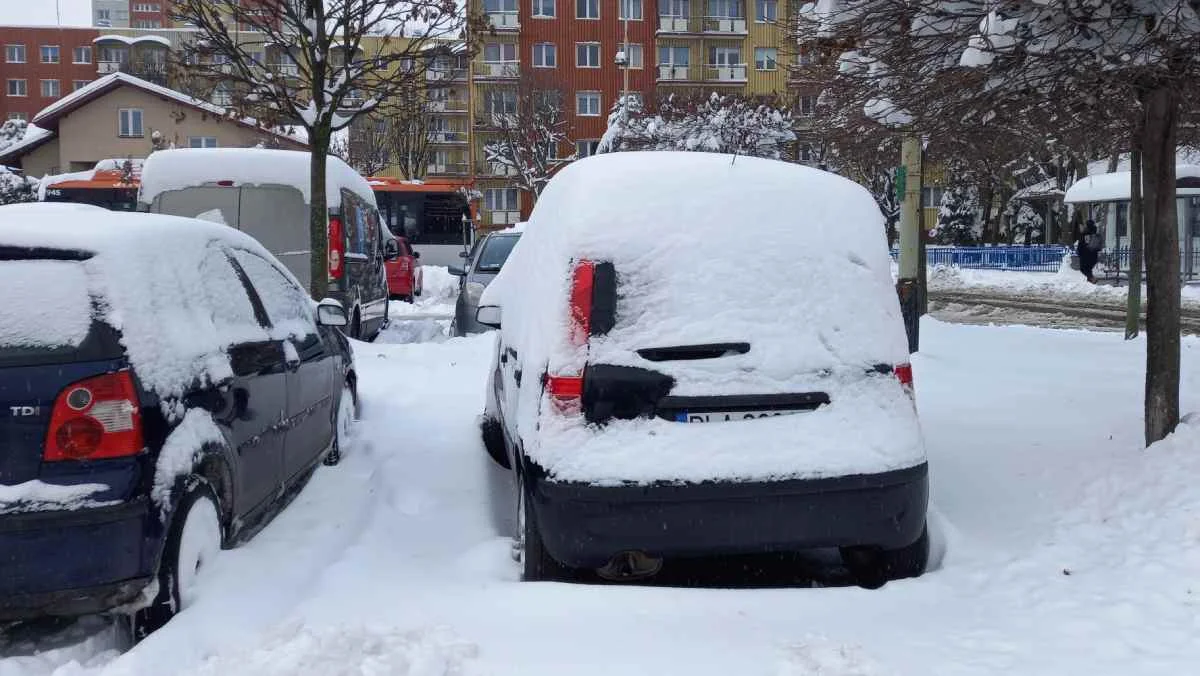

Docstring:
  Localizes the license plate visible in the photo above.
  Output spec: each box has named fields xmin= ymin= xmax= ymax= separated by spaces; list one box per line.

xmin=676 ymin=409 xmax=804 ymax=423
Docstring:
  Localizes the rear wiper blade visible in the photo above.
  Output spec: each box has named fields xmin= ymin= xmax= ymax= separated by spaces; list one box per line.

xmin=637 ymin=342 xmax=750 ymax=362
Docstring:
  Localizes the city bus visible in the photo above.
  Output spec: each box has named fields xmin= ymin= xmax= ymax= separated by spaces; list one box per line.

xmin=369 ymin=177 xmax=476 ymax=267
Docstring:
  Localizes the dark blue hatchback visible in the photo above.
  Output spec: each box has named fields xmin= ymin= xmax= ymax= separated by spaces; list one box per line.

xmin=0 ymin=204 xmax=358 ymax=638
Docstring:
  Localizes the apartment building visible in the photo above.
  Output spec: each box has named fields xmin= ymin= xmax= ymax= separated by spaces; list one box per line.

xmin=93 ymin=1 xmax=171 ymax=29
xmin=1 ymin=27 xmax=102 ymax=122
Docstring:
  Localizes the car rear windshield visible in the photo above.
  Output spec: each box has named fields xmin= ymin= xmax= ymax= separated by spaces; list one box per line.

xmin=0 ymin=253 xmax=113 ymax=364
xmin=475 ymin=235 xmax=520 ymax=272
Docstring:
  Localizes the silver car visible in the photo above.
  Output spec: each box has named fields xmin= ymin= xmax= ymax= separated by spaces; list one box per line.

xmin=449 ymin=231 xmax=521 ymax=336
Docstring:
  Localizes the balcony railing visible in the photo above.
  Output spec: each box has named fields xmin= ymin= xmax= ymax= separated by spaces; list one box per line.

xmin=478 ymin=161 xmax=519 ymax=177
xmin=271 ymin=63 xmax=299 ymax=77
xmin=705 ymin=64 xmax=747 ymax=81
xmin=427 ymin=67 xmax=467 ymax=82
xmin=702 ymin=16 xmax=748 ymax=33
xmin=476 ymin=61 xmax=520 ymax=78
xmin=658 ymin=15 xmax=700 ymax=32
xmin=657 ymin=64 xmax=693 ymax=81
xmin=475 ymin=112 xmax=518 ymax=128
xmin=426 ymin=162 xmax=469 ymax=176
xmin=486 ymin=11 xmax=519 ymax=29
xmin=98 ymin=61 xmax=124 ymax=74
xmin=425 ymin=99 xmax=469 ymax=112
xmin=427 ymin=130 xmax=468 ymax=143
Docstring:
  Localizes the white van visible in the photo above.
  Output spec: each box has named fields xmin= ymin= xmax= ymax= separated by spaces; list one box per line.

xmin=477 ymin=152 xmax=929 ymax=586
xmin=139 ymin=149 xmax=395 ymax=340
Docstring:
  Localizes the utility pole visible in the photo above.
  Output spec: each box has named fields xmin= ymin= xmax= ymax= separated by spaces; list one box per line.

xmin=896 ymin=132 xmax=923 ymax=353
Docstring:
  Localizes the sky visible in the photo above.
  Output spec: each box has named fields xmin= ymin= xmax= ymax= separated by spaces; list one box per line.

xmin=0 ymin=0 xmax=92 ymax=27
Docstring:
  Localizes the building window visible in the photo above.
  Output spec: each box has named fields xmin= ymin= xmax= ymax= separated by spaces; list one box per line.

xmin=620 ymin=0 xmax=643 ymax=20
xmin=920 ymin=187 xmax=944 ymax=209
xmin=754 ymin=47 xmax=777 ymax=70
xmin=707 ymin=0 xmax=743 ymax=18
xmin=533 ymin=43 xmax=557 ymax=68
xmin=484 ymin=187 xmax=518 ymax=212
xmin=798 ymin=143 xmax=814 ymax=163
xmin=96 ymin=9 xmax=111 ymax=22
xmin=576 ymin=0 xmax=599 ymax=19
xmin=755 ymin=0 xmax=776 ymax=22
xmin=73 ymin=46 xmax=92 ymax=64
xmin=133 ymin=3 xmax=161 ymax=11
xmin=798 ymin=94 xmax=816 ymax=117
xmin=533 ymin=0 xmax=555 ymax=17
xmin=576 ymin=91 xmax=601 ymax=116
xmin=72 ymin=80 xmax=91 ymax=91
xmin=40 ymin=80 xmax=61 ymax=98
xmin=576 ymin=140 xmax=600 ymax=158
xmin=7 ymin=112 xmax=27 ymax=121
xmin=5 ymin=44 xmax=25 ymax=63
xmin=576 ymin=43 xmax=600 ymax=68
xmin=484 ymin=89 xmax=517 ymax=115
xmin=483 ymin=42 xmax=517 ymax=62
xmin=119 ymin=108 xmax=144 ymax=137
xmin=662 ymin=0 xmax=690 ymax=17
xmin=6 ymin=79 xmax=27 ymax=97
xmin=618 ymin=43 xmax=643 ymax=68
xmin=659 ymin=46 xmax=689 ymax=66
xmin=41 ymin=45 xmax=60 ymax=64
xmin=709 ymin=46 xmax=741 ymax=66
xmin=189 ymin=137 xmax=218 ymax=148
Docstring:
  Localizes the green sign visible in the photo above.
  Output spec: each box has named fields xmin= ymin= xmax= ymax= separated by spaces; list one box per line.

xmin=894 ymin=166 xmax=907 ymax=203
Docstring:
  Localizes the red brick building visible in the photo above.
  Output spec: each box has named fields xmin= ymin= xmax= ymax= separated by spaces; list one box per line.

xmin=2 ymin=27 xmax=101 ymax=122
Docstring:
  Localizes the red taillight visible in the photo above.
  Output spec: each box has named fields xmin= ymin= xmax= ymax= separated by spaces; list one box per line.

xmin=547 ymin=374 xmax=584 ymax=416
xmin=328 ymin=217 xmax=345 ymax=280
xmin=894 ymin=363 xmax=913 ymax=391
xmin=44 ymin=371 xmax=144 ymax=462
xmin=569 ymin=260 xmax=595 ymax=345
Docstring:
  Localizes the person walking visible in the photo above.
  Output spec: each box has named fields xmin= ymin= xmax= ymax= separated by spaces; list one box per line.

xmin=1077 ymin=220 xmax=1102 ymax=283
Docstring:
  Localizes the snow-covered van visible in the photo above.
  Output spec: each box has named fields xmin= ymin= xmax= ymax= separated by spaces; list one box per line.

xmin=139 ymin=149 xmax=395 ymax=340
xmin=477 ymin=152 xmax=929 ymax=586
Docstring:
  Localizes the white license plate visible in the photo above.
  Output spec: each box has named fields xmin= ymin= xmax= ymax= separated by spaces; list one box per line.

xmin=677 ymin=409 xmax=804 ymax=423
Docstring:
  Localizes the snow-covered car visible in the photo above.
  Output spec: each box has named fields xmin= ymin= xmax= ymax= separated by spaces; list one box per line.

xmin=0 ymin=204 xmax=358 ymax=636
xmin=477 ymin=152 xmax=929 ymax=586
xmin=449 ymin=230 xmax=522 ymax=337
xmin=138 ymin=148 xmax=397 ymax=341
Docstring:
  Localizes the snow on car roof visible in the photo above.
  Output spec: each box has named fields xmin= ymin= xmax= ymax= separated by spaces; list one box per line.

xmin=0 ymin=203 xmax=286 ymax=398
xmin=138 ymin=148 xmax=377 ymax=210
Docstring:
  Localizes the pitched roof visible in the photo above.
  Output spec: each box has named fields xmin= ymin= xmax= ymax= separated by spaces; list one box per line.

xmin=0 ymin=125 xmax=56 ymax=164
xmin=31 ymin=72 xmax=307 ymax=147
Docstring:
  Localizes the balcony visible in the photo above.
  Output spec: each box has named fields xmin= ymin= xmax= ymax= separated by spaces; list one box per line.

xmin=702 ymin=16 xmax=748 ymax=33
xmin=658 ymin=15 xmax=701 ymax=33
xmin=427 ymin=130 xmax=468 ymax=144
xmin=475 ymin=61 xmax=520 ymax=79
xmin=426 ymin=162 xmax=469 ymax=176
xmin=476 ymin=112 xmax=518 ymax=128
xmin=425 ymin=99 xmax=469 ymax=113
xmin=426 ymin=67 xmax=467 ymax=82
xmin=705 ymin=63 xmax=747 ymax=81
xmin=98 ymin=60 xmax=125 ymax=74
xmin=130 ymin=61 xmax=168 ymax=85
xmin=486 ymin=11 xmax=519 ymax=30
xmin=271 ymin=63 xmax=299 ymax=77
xmin=478 ymin=161 xmax=518 ymax=177
xmin=657 ymin=64 xmax=693 ymax=81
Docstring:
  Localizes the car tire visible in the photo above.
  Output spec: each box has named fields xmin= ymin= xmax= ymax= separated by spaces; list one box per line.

xmin=480 ymin=416 xmax=509 ymax=469
xmin=841 ymin=523 xmax=930 ymax=589
xmin=128 ymin=480 xmax=223 ymax=641
xmin=324 ymin=380 xmax=357 ymax=466
xmin=516 ymin=470 xmax=571 ymax=582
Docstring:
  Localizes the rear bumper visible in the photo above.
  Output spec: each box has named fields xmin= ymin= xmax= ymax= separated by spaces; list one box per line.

xmin=528 ymin=463 xmax=928 ymax=569
xmin=387 ymin=272 xmax=415 ymax=296
xmin=0 ymin=498 xmax=155 ymax=620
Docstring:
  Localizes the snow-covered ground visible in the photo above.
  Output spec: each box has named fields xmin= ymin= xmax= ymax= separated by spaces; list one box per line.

xmin=378 ymin=267 xmax=459 ymax=345
xmin=923 ymin=261 xmax=1200 ymax=307
xmin=2 ymin=316 xmax=1199 ymax=676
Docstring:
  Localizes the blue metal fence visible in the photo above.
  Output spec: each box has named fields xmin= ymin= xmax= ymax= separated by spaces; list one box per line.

xmin=1099 ymin=247 xmax=1200 ymax=280
xmin=890 ymin=246 xmax=1070 ymax=272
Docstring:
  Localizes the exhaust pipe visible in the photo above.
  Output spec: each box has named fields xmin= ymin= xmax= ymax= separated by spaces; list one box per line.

xmin=595 ymin=550 xmax=663 ymax=581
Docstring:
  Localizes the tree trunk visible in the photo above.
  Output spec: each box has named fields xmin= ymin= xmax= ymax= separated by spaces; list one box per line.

xmin=1126 ymin=147 xmax=1143 ymax=339
xmin=1139 ymin=84 xmax=1180 ymax=446
xmin=979 ymin=181 xmax=994 ymax=244
xmin=309 ymin=129 xmax=330 ymax=301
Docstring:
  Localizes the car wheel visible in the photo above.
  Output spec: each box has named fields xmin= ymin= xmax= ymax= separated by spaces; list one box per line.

xmin=128 ymin=481 xmax=222 ymax=641
xmin=515 ymin=470 xmax=570 ymax=582
xmin=324 ymin=381 xmax=357 ymax=466
xmin=841 ymin=523 xmax=930 ymax=589
xmin=480 ymin=416 xmax=509 ymax=469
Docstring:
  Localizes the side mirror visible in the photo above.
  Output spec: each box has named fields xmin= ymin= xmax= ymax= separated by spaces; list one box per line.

xmin=316 ymin=298 xmax=348 ymax=327
xmin=383 ymin=239 xmax=400 ymax=261
xmin=476 ymin=305 xmax=501 ymax=329
xmin=447 ymin=265 xmax=466 ymax=276
xmin=458 ymin=251 xmax=470 ymax=258
xmin=412 ymin=250 xmax=421 ymax=259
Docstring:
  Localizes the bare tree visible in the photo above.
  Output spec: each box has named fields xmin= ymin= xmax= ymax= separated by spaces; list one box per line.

xmin=331 ymin=117 xmax=394 ymax=177
xmin=386 ymin=93 xmax=434 ymax=180
xmin=480 ymin=71 xmax=573 ymax=199
xmin=171 ymin=0 xmax=472 ymax=299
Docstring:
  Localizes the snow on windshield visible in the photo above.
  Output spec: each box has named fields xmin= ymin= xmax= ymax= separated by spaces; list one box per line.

xmin=0 ymin=261 xmax=93 ymax=350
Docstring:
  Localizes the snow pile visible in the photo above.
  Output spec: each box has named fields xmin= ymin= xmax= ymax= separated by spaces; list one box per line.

xmin=927 ymin=262 xmax=1200 ymax=305
xmin=152 ymin=409 xmax=226 ymax=514
xmin=0 ymin=480 xmax=113 ymax=514
xmin=418 ymin=266 xmax=458 ymax=303
xmin=484 ymin=152 xmax=921 ymax=483
xmin=0 ymin=260 xmax=93 ymax=349
xmin=0 ymin=203 xmax=288 ymax=398
xmin=139 ymin=149 xmax=376 ymax=210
